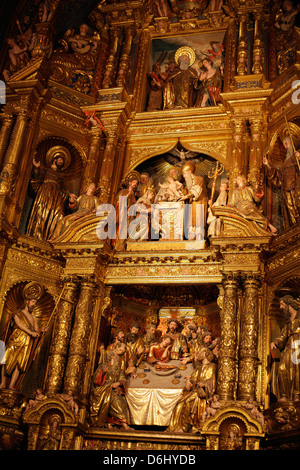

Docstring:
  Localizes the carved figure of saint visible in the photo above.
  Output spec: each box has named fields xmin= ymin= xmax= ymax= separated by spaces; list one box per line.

xmin=263 ymin=139 xmax=300 ymax=229
xmin=168 ymin=348 xmax=217 ymax=433
xmin=147 ymin=335 xmax=173 ymax=364
xmin=166 ymin=319 xmax=187 ymax=360
xmin=0 ymin=296 xmax=40 ymax=390
xmin=125 ymin=323 xmax=145 ymax=367
xmin=163 ymin=47 xmax=198 ymax=109
xmin=207 ymin=178 xmax=228 ymax=236
xmin=270 ymin=295 xmax=300 ymax=402
xmin=90 ymin=343 xmax=132 ymax=430
xmin=194 ymin=58 xmax=223 ymax=107
xmin=50 ymin=182 xmax=100 ymax=240
xmin=113 ymin=175 xmax=139 ymax=251
xmin=26 ymin=148 xmax=76 ymax=240
xmin=179 ymin=160 xmax=208 ymax=236
xmin=228 ymin=175 xmax=277 ymax=234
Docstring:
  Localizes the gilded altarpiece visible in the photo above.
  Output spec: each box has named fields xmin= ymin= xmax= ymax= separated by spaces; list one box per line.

xmin=0 ymin=0 xmax=299 ymax=452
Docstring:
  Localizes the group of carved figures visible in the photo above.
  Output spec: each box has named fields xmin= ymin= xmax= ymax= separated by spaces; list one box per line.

xmin=1 ymin=290 xmax=298 ymax=434
xmin=147 ymin=46 xmax=224 ymax=111
xmin=20 ymin=131 xmax=300 ymax=246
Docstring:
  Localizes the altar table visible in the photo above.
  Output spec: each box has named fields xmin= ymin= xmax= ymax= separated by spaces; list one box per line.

xmin=126 ymin=360 xmax=193 ymax=426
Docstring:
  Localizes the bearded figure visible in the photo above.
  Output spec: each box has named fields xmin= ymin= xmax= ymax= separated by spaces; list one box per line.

xmin=166 ymin=319 xmax=187 ymax=360
xmin=163 ymin=47 xmax=198 ymax=110
xmin=26 ymin=146 xmax=76 ymax=241
xmin=125 ymin=323 xmax=145 ymax=367
xmin=270 ymin=295 xmax=300 ymax=402
xmin=263 ymin=137 xmax=300 ymax=229
xmin=180 ymin=161 xmax=208 ymax=237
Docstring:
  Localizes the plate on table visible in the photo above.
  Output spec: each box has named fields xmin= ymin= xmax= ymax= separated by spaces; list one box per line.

xmin=153 ymin=363 xmax=179 ymax=376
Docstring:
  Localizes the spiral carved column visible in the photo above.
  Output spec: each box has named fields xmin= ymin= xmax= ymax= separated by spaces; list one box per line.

xmin=238 ymin=274 xmax=261 ymax=401
xmin=217 ymin=273 xmax=239 ymax=401
xmin=63 ymin=277 xmax=96 ymax=396
xmin=44 ymin=277 xmax=78 ymax=395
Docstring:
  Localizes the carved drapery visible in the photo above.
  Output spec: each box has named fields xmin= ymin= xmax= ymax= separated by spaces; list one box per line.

xmin=63 ymin=277 xmax=96 ymax=396
xmin=238 ymin=274 xmax=262 ymax=400
xmin=217 ymin=273 xmax=239 ymax=401
xmin=45 ymin=278 xmax=78 ymax=395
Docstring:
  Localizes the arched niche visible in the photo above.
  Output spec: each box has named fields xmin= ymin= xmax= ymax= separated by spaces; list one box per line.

xmin=20 ymin=135 xmax=85 ymax=235
xmin=125 ymin=140 xmax=228 ymax=202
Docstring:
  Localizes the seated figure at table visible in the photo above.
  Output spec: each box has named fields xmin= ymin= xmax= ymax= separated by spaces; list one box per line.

xmin=147 ymin=335 xmax=174 ymax=364
xmin=125 ymin=323 xmax=145 ymax=368
xmin=168 ymin=348 xmax=217 ymax=433
xmin=166 ymin=319 xmax=188 ymax=360
xmin=101 ymin=328 xmax=136 ymax=378
xmin=90 ymin=342 xmax=133 ymax=430
xmin=180 ymin=330 xmax=216 ymax=365
xmin=142 ymin=324 xmax=162 ymax=358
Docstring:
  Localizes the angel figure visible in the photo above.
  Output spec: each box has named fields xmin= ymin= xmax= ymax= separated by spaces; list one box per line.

xmin=2 ymin=37 xmax=29 ymax=80
xmin=60 ymin=390 xmax=79 ymax=415
xmin=25 ymin=389 xmax=46 ymax=411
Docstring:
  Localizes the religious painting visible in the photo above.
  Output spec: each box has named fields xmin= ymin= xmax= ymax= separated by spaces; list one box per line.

xmin=146 ymin=30 xmax=226 ymax=111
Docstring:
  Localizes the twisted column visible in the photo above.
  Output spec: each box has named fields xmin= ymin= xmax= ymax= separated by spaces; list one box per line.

xmin=44 ymin=277 xmax=78 ymax=395
xmin=238 ymin=274 xmax=261 ymax=400
xmin=217 ymin=273 xmax=239 ymax=401
xmin=63 ymin=277 xmax=96 ymax=396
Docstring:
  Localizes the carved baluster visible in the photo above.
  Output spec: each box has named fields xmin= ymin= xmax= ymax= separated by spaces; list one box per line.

xmin=229 ymin=118 xmax=247 ymax=195
xmin=63 ymin=277 xmax=96 ymax=396
xmin=98 ymin=128 xmax=119 ymax=204
xmin=238 ymin=274 xmax=261 ymax=400
xmin=252 ymin=11 xmax=264 ymax=75
xmin=248 ymin=117 xmax=266 ymax=188
xmin=237 ymin=13 xmax=249 ymax=76
xmin=217 ymin=273 xmax=239 ymax=401
xmin=80 ymin=127 xmax=103 ymax=193
xmin=102 ymin=27 xmax=122 ymax=89
xmin=44 ymin=277 xmax=78 ymax=395
xmin=116 ymin=26 xmax=134 ymax=88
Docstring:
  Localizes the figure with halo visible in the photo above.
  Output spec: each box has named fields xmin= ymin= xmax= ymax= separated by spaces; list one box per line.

xmin=26 ymin=146 xmax=77 ymax=241
xmin=163 ymin=46 xmax=199 ymax=109
xmin=0 ymin=283 xmax=46 ymax=391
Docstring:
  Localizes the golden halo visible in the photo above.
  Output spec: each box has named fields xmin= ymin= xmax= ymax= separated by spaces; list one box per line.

xmin=23 ymin=282 xmax=44 ymax=301
xmin=175 ymin=46 xmax=196 ymax=66
xmin=45 ymin=145 xmax=72 ymax=170
xmin=122 ymin=170 xmax=141 ymax=187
